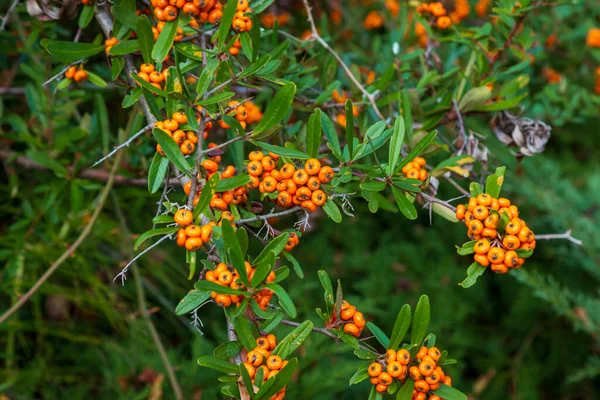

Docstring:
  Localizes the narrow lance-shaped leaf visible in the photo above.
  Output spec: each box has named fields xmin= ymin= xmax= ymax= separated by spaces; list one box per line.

xmin=391 ymin=186 xmax=417 ymax=220
xmin=388 ymin=116 xmax=406 ymax=175
xmin=152 ymin=128 xmax=192 ymax=175
xmin=222 ymin=220 xmax=249 ymax=287
xmin=197 ymin=356 xmax=239 ymax=374
xmin=148 ymin=152 xmax=170 ymax=193
xmin=345 ymin=100 xmax=355 ymax=157
xmin=393 ymin=131 xmax=437 ymax=174
xmin=253 ymin=82 xmax=296 ymax=135
xmin=134 ymin=226 xmax=179 ymax=250
xmin=485 ymin=166 xmax=506 ymax=198
xmin=136 ymin=16 xmax=154 ymax=64
xmin=410 ymin=295 xmax=430 ymax=354
xmin=388 ymin=304 xmax=411 ymax=350
xmin=459 ymin=262 xmax=487 ymax=288
xmin=152 ymin=20 xmax=178 ymax=64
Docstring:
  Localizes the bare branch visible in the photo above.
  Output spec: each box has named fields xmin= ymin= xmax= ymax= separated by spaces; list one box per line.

xmin=113 ymin=234 xmax=174 ymax=285
xmin=237 ymin=206 xmax=303 ymax=225
xmin=91 ymin=124 xmax=153 ymax=167
xmin=0 ymin=0 xmax=20 ymax=31
xmin=535 ymin=230 xmax=583 ymax=246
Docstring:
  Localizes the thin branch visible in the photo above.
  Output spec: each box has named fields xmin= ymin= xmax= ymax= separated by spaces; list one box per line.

xmin=301 ymin=0 xmax=388 ymax=125
xmin=0 ymin=87 xmax=25 ymax=95
xmin=236 ymin=206 xmax=302 ymax=225
xmin=419 ymin=192 xmax=457 ymax=213
xmin=113 ymin=234 xmax=174 ymax=285
xmin=91 ymin=124 xmax=153 ymax=167
xmin=453 ymin=99 xmax=467 ymax=152
xmin=0 ymin=150 xmax=124 ymax=326
xmin=535 ymin=230 xmax=583 ymax=246
xmin=0 ymin=0 xmax=20 ymax=31
xmin=202 ymin=135 xmax=247 ymax=156
xmin=42 ymin=59 xmax=85 ymax=87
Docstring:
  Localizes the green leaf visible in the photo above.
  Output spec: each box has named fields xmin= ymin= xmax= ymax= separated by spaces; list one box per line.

xmin=391 ymin=186 xmax=417 ymax=220
xmin=388 ymin=304 xmax=411 ymax=350
xmin=195 ymin=57 xmax=220 ymax=98
xmin=458 ymin=86 xmax=493 ymax=113
xmin=214 ymin=0 xmax=238 ymax=50
xmin=123 ymin=87 xmax=142 ymax=108
xmin=345 ymin=100 xmax=355 ymax=157
xmin=367 ymin=322 xmax=390 ymax=348
xmin=259 ymin=310 xmax=284 ymax=333
xmin=250 ymin=140 xmax=309 ymax=159
xmin=143 ymin=88 xmax=163 ymax=119
xmin=388 ymin=116 xmax=405 ymax=175
xmin=78 ymin=5 xmax=95 ymax=29
xmin=469 ymin=182 xmax=483 ymax=197
xmin=321 ymin=112 xmax=342 ymax=159
xmin=111 ymin=57 xmax=125 ymax=80
xmin=197 ymin=356 xmax=239 ymax=374
xmin=264 ymin=283 xmax=296 ymax=318
xmin=255 ymin=358 xmax=297 ymax=400
xmin=152 ymin=128 xmax=192 ymax=175
xmin=253 ymin=82 xmax=296 ymax=135
xmin=272 ymin=321 xmax=312 ymax=358
xmin=360 ymin=181 xmax=387 ymax=192
xmin=251 ymin=251 xmax=275 ymax=288
xmin=174 ymin=42 xmax=205 ymax=61
xmin=394 ymin=131 xmax=437 ymax=174
xmin=251 ymin=0 xmax=276 ymax=13
xmin=193 ymin=172 xmax=220 ymax=219
xmin=133 ymin=226 xmax=178 ymax=250
xmin=108 ymin=40 xmax=139 ymax=56
xmin=318 ymin=270 xmax=334 ymax=306
xmin=240 ymin=54 xmax=271 ymax=78
xmin=368 ymin=386 xmax=383 ymax=400
xmin=43 ymin=41 xmax=104 ymax=63
xmin=148 ymin=152 xmax=170 ymax=193
xmin=459 ymin=262 xmax=487 ymax=288
xmin=432 ymin=202 xmax=459 ymax=223
xmin=306 ymin=109 xmax=321 ymax=158
xmin=214 ymin=341 xmax=243 ymax=359
xmin=215 ymin=174 xmax=251 ymax=191
xmin=111 ymin=0 xmax=138 ymax=29
xmin=197 ymin=91 xmax=235 ymax=106
xmin=456 ymin=240 xmax=477 ymax=256
xmin=349 ymin=367 xmax=370 ymax=385
xmin=410 ymin=295 xmax=430 ymax=351
xmin=152 ymin=215 xmax=174 ymax=224
xmin=239 ymin=362 xmax=256 ymax=399
xmin=175 ymin=289 xmax=211 ymax=315
xmin=233 ymin=318 xmax=257 ymax=351
xmin=516 ymin=248 xmax=534 ymax=258
xmin=485 ymin=166 xmax=506 ymax=198
xmin=472 ymin=92 xmax=528 ymax=112
xmin=152 ymin=20 xmax=178 ymax=63
xmin=254 ymin=233 xmax=288 ymax=264
xmin=282 ymin=251 xmax=303 ymax=279
xmin=396 ymin=379 xmax=415 ymax=400
xmin=433 ymin=384 xmax=468 ymax=400
xmin=237 ymin=227 xmax=248 ymax=257
xmin=322 ymin=199 xmax=342 ymax=223
xmin=222 ymin=220 xmax=249 ymax=287
xmin=194 ymin=280 xmax=244 ymax=295
xmin=402 ymin=88 xmax=413 ymax=141
xmin=26 ymin=149 xmax=68 ymax=176
xmin=136 ymin=16 xmax=154 ymax=64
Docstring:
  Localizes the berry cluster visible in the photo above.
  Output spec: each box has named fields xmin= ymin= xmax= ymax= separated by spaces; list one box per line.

xmin=340 ymin=300 xmax=366 ymax=337
xmin=218 ymin=100 xmax=263 ymax=130
xmin=401 ymin=157 xmax=429 ymax=182
xmin=104 ymin=37 xmax=119 ymax=53
xmin=205 ymin=262 xmax=276 ymax=309
xmin=247 ymin=154 xmax=334 ymax=213
xmin=137 ymin=63 xmax=169 ymax=91
xmin=542 ymin=67 xmax=561 ymax=84
xmin=367 ymin=348 xmax=411 ymax=393
xmin=154 ymin=112 xmax=201 ymax=156
xmin=150 ymin=0 xmax=223 ymax=23
xmin=231 ymin=0 xmax=253 ymax=33
xmin=65 ymin=65 xmax=88 ymax=83
xmin=228 ymin=36 xmax=242 ymax=55
xmin=243 ymin=335 xmax=288 ymax=400
xmin=175 ymin=220 xmax=214 ymax=251
xmin=384 ymin=0 xmax=400 ymax=17
xmin=475 ymin=0 xmax=491 ymax=17
xmin=587 ymin=28 xmax=600 ymax=48
xmin=332 ymin=89 xmax=359 ymax=128
xmin=408 ymin=346 xmax=452 ymax=400
xmin=417 ymin=2 xmax=451 ymax=30
xmin=363 ymin=11 xmax=384 ymax=30
xmin=260 ymin=12 xmax=290 ymax=28
xmin=455 ymin=194 xmax=536 ymax=274
xmin=284 ymin=231 xmax=299 ymax=252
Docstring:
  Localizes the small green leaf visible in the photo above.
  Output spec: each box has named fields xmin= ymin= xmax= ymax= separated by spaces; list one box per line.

xmin=196 ymin=91 xmax=235 ymax=106
xmin=222 ymin=220 xmax=249 ymax=287
xmin=254 ymin=233 xmax=288 ymax=264
xmin=469 ymin=182 xmax=483 ymax=197
xmin=175 ymin=289 xmax=211 ymax=315
xmin=109 ymin=40 xmax=140 ymax=56
xmin=306 ymin=108 xmax=322 ymax=158
xmin=349 ymin=367 xmax=370 ymax=385
xmin=322 ymin=199 xmax=342 ymax=223
xmin=194 ymin=280 xmax=244 ymax=295
xmin=391 ymin=186 xmax=417 ymax=220
xmin=264 ymin=283 xmax=296 ymax=318
xmin=133 ymin=227 xmax=178 ymax=250
xmin=402 ymin=88 xmax=413 ymax=141
xmin=485 ymin=166 xmax=506 ymax=198
xmin=148 ymin=152 xmax=170 ymax=193
xmin=250 ymin=140 xmax=310 ymax=159
xmin=215 ymin=174 xmax=251 ymax=191
xmin=240 ymin=54 xmax=271 ymax=78
xmin=197 ymin=356 xmax=239 ymax=374
xmin=255 ymin=358 xmax=297 ymax=400
xmin=456 ymin=240 xmax=477 ymax=256
xmin=152 ymin=128 xmax=192 ymax=175
xmin=388 ymin=116 xmax=405 ymax=175
xmin=345 ymin=100 xmax=355 ymax=157
xmin=44 ymin=41 xmax=104 ymax=63
xmin=152 ymin=215 xmax=174 ymax=224
xmin=251 ymin=251 xmax=275 ymax=288
xmin=433 ymin=384 xmax=468 ymax=400
xmin=259 ymin=310 xmax=284 ymax=333
xmin=233 ymin=318 xmax=257 ymax=351
xmin=272 ymin=322 xmax=312 ymax=358
xmin=214 ymin=0 xmax=238 ymax=51
xmin=78 ymin=5 xmax=95 ymax=29
xmin=321 ymin=112 xmax=342 ymax=159
xmin=388 ymin=304 xmax=411 ymax=350
xmin=195 ymin=57 xmax=220 ymax=99
xmin=396 ymin=379 xmax=415 ymax=400
xmin=318 ymin=270 xmax=334 ymax=306
xmin=152 ymin=20 xmax=178 ymax=63
xmin=472 ymin=92 xmax=528 ymax=112
xmin=459 ymin=262 xmax=487 ymax=288
xmin=193 ymin=172 xmax=220 ymax=219
xmin=458 ymin=86 xmax=493 ymax=113
xmin=282 ymin=251 xmax=303 ymax=279
xmin=516 ymin=248 xmax=534 ymax=258
xmin=367 ymin=322 xmax=390 ymax=348
xmin=131 ymin=73 xmax=169 ymax=97
xmin=360 ymin=181 xmax=387 ymax=192
xmin=394 ymin=131 xmax=437 ymax=174
xmin=136 ymin=16 xmax=154 ymax=64
xmin=214 ymin=341 xmax=243 ymax=359
xmin=111 ymin=0 xmax=138 ymax=29
xmin=410 ymin=295 xmax=430 ymax=352
xmin=239 ymin=362 xmax=256 ymax=399
xmin=253 ymin=82 xmax=296 ymax=135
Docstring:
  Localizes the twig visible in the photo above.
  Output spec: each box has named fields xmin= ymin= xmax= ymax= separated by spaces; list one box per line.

xmin=0 ymin=87 xmax=25 ymax=95
xmin=453 ymin=99 xmax=467 ymax=152
xmin=419 ymin=192 xmax=457 ymax=213
xmin=113 ymin=234 xmax=174 ymax=285
xmin=535 ymin=230 xmax=583 ymax=246
xmin=227 ymin=318 xmax=243 ymax=364
xmin=0 ymin=150 xmax=179 ymax=187
xmin=301 ymin=0 xmax=388 ymax=125
xmin=202 ymin=135 xmax=247 ymax=156
xmin=42 ymin=59 xmax=85 ymax=87
xmin=236 ymin=206 xmax=302 ymax=225
xmin=0 ymin=150 xmax=124 ymax=326
xmin=91 ymin=124 xmax=153 ymax=167
xmin=0 ymin=0 xmax=20 ymax=31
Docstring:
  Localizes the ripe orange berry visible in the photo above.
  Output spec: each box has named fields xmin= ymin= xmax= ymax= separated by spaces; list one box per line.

xmin=340 ymin=307 xmax=356 ymax=321
xmin=215 ymin=294 xmax=231 ymax=307
xmin=487 ymin=247 xmax=505 ymax=263
xmin=504 ymin=250 xmax=520 ymax=268
xmin=261 ymin=156 xmax=276 ymax=172
xmin=415 ymin=379 xmax=430 ymax=392
xmin=176 ymin=228 xmax=187 ymax=246
xmin=416 ymin=346 xmax=428 ymax=360
xmin=353 ymin=312 xmax=365 ymax=328
xmin=428 ymin=347 xmax=441 ymax=361
xmin=173 ymin=110 xmax=188 ymax=124
xmin=378 ymin=372 xmax=392 ymax=385
xmin=502 ymin=235 xmax=521 ymax=250
xmin=246 ymin=350 xmax=264 ymax=367
xmin=293 ymin=169 xmax=309 ymax=185
xmin=185 ymin=225 xmax=201 ymax=238
xmin=266 ymin=334 xmax=277 ymax=350
xmin=387 ymin=361 xmax=403 ymax=378
xmin=473 ymin=205 xmax=489 ymax=220
xmin=311 ymin=190 xmax=327 ymax=206
xmin=249 ymin=151 xmax=264 ymax=161
xmin=467 ymin=219 xmax=484 ymax=235
xmin=185 ymin=237 xmax=203 ymax=251
xmin=409 ymin=366 xmax=423 ymax=381
xmin=201 ymin=159 xmax=219 ymax=172
xmin=318 ymin=166 xmax=334 ymax=183
xmin=302 ymin=200 xmax=317 ymax=213
xmin=247 ymin=160 xmax=263 ymax=176
xmin=418 ymin=360 xmax=436 ymax=377
xmin=474 ymin=254 xmax=490 ymax=267
xmin=343 ymin=323 xmax=360 ymax=337
xmin=397 ymin=349 xmax=411 ymax=365
xmin=267 ymin=355 xmax=283 ymax=370
xmin=174 ymin=209 xmax=193 ymax=226
xmin=243 ymin=363 xmax=255 ymax=378
xmin=305 ymin=158 xmax=321 ymax=175
xmin=498 ymin=198 xmax=511 ymax=208
xmin=385 ymin=349 xmax=397 ymax=363
xmin=474 ymin=239 xmax=491 ymax=254
xmin=455 ymin=204 xmax=466 ymax=220
xmin=491 ymin=263 xmax=508 ymax=274
xmin=375 ymin=384 xmax=388 ymax=393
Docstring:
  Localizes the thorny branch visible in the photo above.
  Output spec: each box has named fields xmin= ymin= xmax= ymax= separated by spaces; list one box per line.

xmin=113 ymin=234 xmax=174 ymax=286
xmin=91 ymin=124 xmax=153 ymax=167
xmin=535 ymin=230 xmax=583 ymax=246
xmin=0 ymin=0 xmax=20 ymax=31
xmin=236 ymin=206 xmax=303 ymax=225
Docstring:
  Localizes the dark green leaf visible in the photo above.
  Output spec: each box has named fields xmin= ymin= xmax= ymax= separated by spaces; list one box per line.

xmin=367 ymin=322 xmax=390 ymax=348
xmin=195 ymin=57 xmax=220 ymax=98
xmin=321 ymin=112 xmax=342 ymax=159
xmin=433 ymin=384 xmax=468 ymax=400
xmin=197 ymin=356 xmax=239 ymax=374
xmin=108 ymin=40 xmax=139 ymax=56
xmin=410 ymin=295 xmax=430 ymax=350
xmin=360 ymin=181 xmax=387 ymax=192
xmin=391 ymin=186 xmax=417 ymax=220
xmin=322 ymin=199 xmax=342 ymax=223
xmin=152 ymin=20 xmax=178 ymax=63
xmin=136 ymin=16 xmax=154 ymax=64
xmin=131 ymin=73 xmax=169 ymax=97
xmin=402 ymin=88 xmax=413 ymax=141
xmin=259 ymin=310 xmax=284 ymax=333
xmin=251 ymin=251 xmax=275 ymax=287
xmin=194 ymin=280 xmax=244 ymax=295
xmin=148 ymin=152 xmax=170 ymax=193
xmin=197 ymin=91 xmax=235 ymax=106
xmin=388 ymin=304 xmax=411 ymax=350
xmin=253 ymin=82 xmax=296 ymax=135
xmin=345 ymin=100 xmax=355 ymax=157
xmin=272 ymin=321 xmax=312 ymax=358
xmin=214 ymin=341 xmax=243 ymax=359
xmin=349 ymin=367 xmax=370 ymax=385
xmin=133 ymin=226 xmax=178 ymax=250
xmin=222 ymin=220 xmax=249 ymax=287
xmin=254 ymin=233 xmax=288 ymax=264
xmin=111 ymin=0 xmax=138 ymax=29
xmin=193 ymin=172 xmax=220 ymax=219
xmin=215 ymin=0 xmax=238 ymax=50
xmin=78 ymin=5 xmax=95 ymax=29
xmin=485 ymin=166 xmax=506 ymax=198
xmin=306 ymin=108 xmax=321 ymax=158
xmin=240 ymin=54 xmax=271 ymax=78
xmin=388 ymin=116 xmax=406 ymax=175
xmin=255 ymin=358 xmax=297 ymax=400
xmin=459 ymin=262 xmax=487 ymax=288
xmin=396 ymin=379 xmax=415 ymax=400
xmin=318 ymin=270 xmax=334 ymax=306
xmin=44 ymin=41 xmax=104 ymax=63
xmin=216 ymin=174 xmax=251 ymax=191
xmin=394 ymin=131 xmax=437 ymax=174
xmin=456 ymin=240 xmax=477 ymax=256
xmin=282 ymin=251 xmax=303 ymax=279
xmin=233 ymin=318 xmax=257 ymax=351
xmin=152 ymin=128 xmax=192 ymax=175
xmin=265 ymin=283 xmax=296 ymax=318
xmin=250 ymin=140 xmax=309 ymax=159
xmin=175 ymin=289 xmax=211 ymax=315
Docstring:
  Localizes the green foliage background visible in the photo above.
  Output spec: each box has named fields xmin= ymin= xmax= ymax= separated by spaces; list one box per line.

xmin=1 ymin=0 xmax=600 ymax=399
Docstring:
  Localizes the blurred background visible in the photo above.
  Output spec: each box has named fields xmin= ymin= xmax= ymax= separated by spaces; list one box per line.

xmin=1 ymin=0 xmax=600 ymax=399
